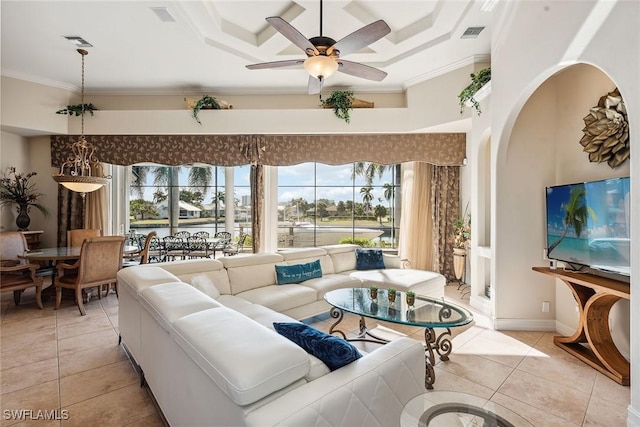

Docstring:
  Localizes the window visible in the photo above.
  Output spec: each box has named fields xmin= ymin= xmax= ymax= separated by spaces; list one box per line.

xmin=128 ymin=165 xmax=250 ymax=238
xmin=277 ymin=163 xmax=400 ymax=248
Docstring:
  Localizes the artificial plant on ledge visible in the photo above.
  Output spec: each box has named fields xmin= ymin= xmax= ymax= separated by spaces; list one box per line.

xmin=56 ymin=103 xmax=98 ymax=116
xmin=189 ymin=95 xmax=221 ymax=125
xmin=321 ymin=90 xmax=354 ymax=123
xmin=458 ymin=67 xmax=491 ymax=115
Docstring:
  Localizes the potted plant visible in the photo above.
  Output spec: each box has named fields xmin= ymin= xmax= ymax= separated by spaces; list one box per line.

xmin=405 ymin=291 xmax=415 ymax=307
xmin=387 ymin=287 xmax=397 ymax=303
xmin=189 ymin=95 xmax=221 ymax=124
xmin=56 ymin=103 xmax=98 ymax=116
xmin=369 ymin=285 xmax=378 ymax=300
xmin=321 ymin=90 xmax=354 ymax=123
xmin=452 ymin=203 xmax=471 ymax=280
xmin=458 ymin=67 xmax=491 ymax=115
xmin=0 ymin=167 xmax=50 ymax=230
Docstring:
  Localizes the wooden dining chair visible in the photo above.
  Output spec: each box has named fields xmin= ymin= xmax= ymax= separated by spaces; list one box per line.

xmin=0 ymin=232 xmax=44 ymax=309
xmin=55 ymin=236 xmax=125 ymax=315
xmin=67 ymin=228 xmax=102 ymax=247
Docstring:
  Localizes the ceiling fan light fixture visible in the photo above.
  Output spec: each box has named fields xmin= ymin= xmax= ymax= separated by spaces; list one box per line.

xmin=303 ymin=55 xmax=339 ymax=79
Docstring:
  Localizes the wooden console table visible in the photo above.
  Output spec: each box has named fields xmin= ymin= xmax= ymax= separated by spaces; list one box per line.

xmin=533 ymin=266 xmax=630 ymax=385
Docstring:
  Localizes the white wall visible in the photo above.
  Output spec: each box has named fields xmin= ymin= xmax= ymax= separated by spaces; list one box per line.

xmin=490 ymin=0 xmax=639 ymax=422
xmin=0 ymin=132 xmax=30 ymax=231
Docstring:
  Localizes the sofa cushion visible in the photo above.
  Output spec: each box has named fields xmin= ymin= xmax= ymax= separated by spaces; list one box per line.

xmin=355 ymin=248 xmax=385 ymax=270
xmin=275 ymin=260 xmax=323 ymax=285
xmin=139 ymin=282 xmax=223 ymax=331
xmin=222 ymin=254 xmax=284 ymax=294
xmin=190 ymin=274 xmax=220 ymax=299
xmin=326 ymin=249 xmax=357 ymax=274
xmin=280 ymin=248 xmax=335 ymax=275
xmin=117 ymin=267 xmax=180 ymax=299
xmin=171 ymin=308 xmax=310 ymax=406
xmin=236 ymin=284 xmax=317 ymax=313
xmin=230 ymin=303 xmax=332 ymax=381
xmin=349 ymin=269 xmax=446 ymax=299
xmin=273 ymin=322 xmax=362 ymax=371
xmin=298 ymin=273 xmax=362 ymax=299
xmin=155 ymin=259 xmax=231 ymax=295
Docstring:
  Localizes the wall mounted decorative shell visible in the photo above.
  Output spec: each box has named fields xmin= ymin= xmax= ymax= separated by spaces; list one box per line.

xmin=579 ymin=88 xmax=630 ymax=168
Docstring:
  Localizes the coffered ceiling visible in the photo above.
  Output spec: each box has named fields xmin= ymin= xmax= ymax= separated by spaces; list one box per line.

xmin=1 ymin=0 xmax=491 ymax=95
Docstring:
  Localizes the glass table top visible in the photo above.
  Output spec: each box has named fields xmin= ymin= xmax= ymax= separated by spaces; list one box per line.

xmin=324 ymin=288 xmax=473 ymax=329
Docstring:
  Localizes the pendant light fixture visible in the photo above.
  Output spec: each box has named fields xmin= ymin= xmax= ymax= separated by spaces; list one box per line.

xmin=52 ymin=49 xmax=109 ymax=193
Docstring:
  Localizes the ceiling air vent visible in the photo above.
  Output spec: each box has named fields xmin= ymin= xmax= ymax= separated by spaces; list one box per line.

xmin=63 ymin=36 xmax=93 ymax=48
xmin=461 ymin=27 xmax=485 ymax=39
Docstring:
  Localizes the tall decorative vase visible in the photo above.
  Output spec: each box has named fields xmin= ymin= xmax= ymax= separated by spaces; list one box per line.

xmin=16 ymin=204 xmax=31 ymax=230
xmin=453 ymin=247 xmax=466 ymax=280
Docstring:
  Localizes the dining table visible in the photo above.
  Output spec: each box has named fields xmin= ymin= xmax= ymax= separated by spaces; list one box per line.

xmin=19 ymin=245 xmax=139 ymax=262
xmin=18 ymin=245 xmax=140 ymax=299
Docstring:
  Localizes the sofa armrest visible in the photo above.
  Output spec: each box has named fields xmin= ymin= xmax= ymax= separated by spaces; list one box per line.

xmin=244 ymin=337 xmax=425 ymax=427
xmin=382 ymin=253 xmax=411 ymax=269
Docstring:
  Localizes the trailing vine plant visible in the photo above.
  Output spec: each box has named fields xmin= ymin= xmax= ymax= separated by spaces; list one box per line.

xmin=458 ymin=67 xmax=491 ymax=115
xmin=56 ymin=103 xmax=98 ymax=116
xmin=191 ymin=95 xmax=221 ymax=125
xmin=321 ymin=90 xmax=354 ymax=123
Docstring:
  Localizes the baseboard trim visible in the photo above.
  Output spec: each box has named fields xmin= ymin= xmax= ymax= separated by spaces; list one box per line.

xmin=493 ymin=318 xmax=556 ymax=331
xmin=627 ymin=404 xmax=640 ymax=426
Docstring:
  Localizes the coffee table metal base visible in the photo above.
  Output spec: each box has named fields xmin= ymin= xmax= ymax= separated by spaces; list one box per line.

xmin=328 ymin=307 xmax=454 ymax=389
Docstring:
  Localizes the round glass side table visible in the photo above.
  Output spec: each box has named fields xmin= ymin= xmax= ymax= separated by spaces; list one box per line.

xmin=401 ymin=391 xmax=533 ymax=427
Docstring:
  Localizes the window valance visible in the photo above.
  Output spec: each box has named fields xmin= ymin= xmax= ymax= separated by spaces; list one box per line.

xmin=51 ymin=133 xmax=465 ymax=167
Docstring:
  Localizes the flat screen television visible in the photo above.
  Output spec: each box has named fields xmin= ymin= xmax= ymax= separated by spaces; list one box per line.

xmin=545 ymin=177 xmax=631 ymax=277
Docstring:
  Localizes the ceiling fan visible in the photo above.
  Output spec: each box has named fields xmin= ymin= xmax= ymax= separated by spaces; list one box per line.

xmin=246 ymin=0 xmax=391 ymax=95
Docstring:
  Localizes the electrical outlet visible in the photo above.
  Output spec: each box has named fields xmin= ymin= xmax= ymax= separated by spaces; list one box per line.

xmin=542 ymin=301 xmax=550 ymax=313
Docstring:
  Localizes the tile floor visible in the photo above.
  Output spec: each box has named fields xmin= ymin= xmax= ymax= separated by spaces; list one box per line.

xmin=0 ymin=282 xmax=630 ymax=426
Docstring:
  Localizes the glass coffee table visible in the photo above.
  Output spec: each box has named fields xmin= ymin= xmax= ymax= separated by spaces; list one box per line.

xmin=324 ymin=287 xmax=473 ymax=389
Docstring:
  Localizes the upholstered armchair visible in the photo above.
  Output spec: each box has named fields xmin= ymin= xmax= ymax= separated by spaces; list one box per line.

xmin=55 ymin=236 xmax=125 ymax=315
xmin=67 ymin=228 xmax=102 ymax=247
xmin=0 ymin=232 xmax=44 ymax=309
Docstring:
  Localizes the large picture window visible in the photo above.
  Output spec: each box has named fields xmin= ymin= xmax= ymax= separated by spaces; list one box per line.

xmin=277 ymin=163 xmax=401 ymax=249
xmin=128 ymin=164 xmax=250 ymax=238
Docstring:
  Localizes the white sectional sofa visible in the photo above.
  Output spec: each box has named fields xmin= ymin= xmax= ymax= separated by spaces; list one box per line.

xmin=117 ymin=245 xmax=446 ymax=426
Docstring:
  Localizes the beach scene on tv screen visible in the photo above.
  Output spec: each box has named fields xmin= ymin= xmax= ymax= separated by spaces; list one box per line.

xmin=546 ymin=178 xmax=630 ymax=274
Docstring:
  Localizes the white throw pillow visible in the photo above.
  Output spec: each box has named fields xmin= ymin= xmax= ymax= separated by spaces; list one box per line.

xmin=190 ymin=274 xmax=221 ymax=299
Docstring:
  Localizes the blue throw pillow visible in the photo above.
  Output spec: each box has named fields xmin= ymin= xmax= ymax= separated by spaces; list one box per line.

xmin=275 ymin=259 xmax=322 ymax=285
xmin=273 ymin=322 xmax=362 ymax=371
xmin=355 ymin=248 xmax=385 ymax=270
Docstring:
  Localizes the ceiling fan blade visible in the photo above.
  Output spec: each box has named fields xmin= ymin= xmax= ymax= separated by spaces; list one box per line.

xmin=246 ymin=59 xmax=304 ymax=70
xmin=337 ymin=60 xmax=387 ymax=81
xmin=327 ymin=20 xmax=391 ymax=56
xmin=308 ymin=76 xmax=323 ymax=95
xmin=266 ymin=16 xmax=319 ymax=55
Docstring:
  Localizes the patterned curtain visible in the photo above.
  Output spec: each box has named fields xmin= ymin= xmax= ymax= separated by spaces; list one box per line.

xmin=431 ymin=166 xmax=460 ymax=281
xmin=56 ymin=188 xmax=84 ymax=247
xmin=51 ymin=133 xmax=465 ymax=168
xmin=250 ymin=164 xmax=263 ymax=253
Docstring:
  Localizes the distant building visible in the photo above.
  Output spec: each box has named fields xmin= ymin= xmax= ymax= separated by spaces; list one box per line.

xmin=157 ymin=200 xmax=202 ymax=219
xmin=241 ymin=195 xmax=251 ymax=207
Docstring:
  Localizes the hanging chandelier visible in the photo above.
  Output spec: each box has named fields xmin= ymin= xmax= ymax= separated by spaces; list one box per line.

xmin=52 ymin=49 xmax=109 ymax=193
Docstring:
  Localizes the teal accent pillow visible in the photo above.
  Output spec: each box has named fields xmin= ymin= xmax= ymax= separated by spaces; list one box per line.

xmin=355 ymin=248 xmax=385 ymax=270
xmin=275 ymin=259 xmax=323 ymax=285
xmin=273 ymin=322 xmax=362 ymax=371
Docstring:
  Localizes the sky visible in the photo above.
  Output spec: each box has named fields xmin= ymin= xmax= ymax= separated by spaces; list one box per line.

xmin=134 ymin=163 xmax=397 ymax=207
